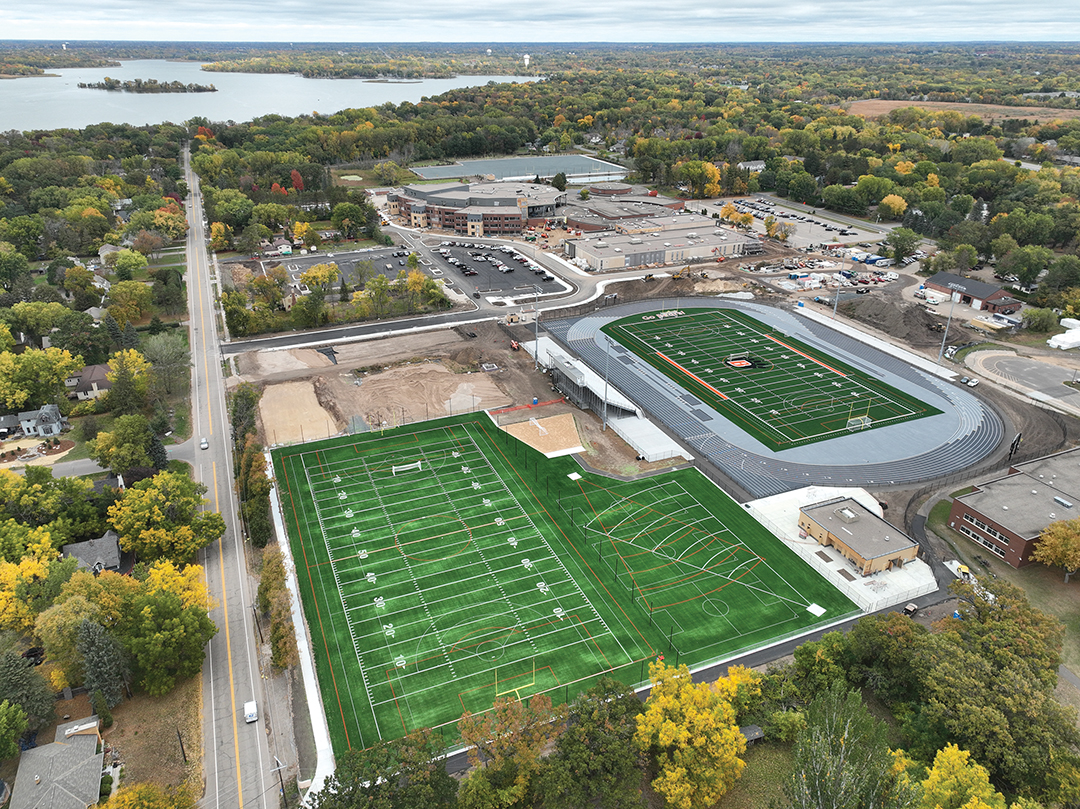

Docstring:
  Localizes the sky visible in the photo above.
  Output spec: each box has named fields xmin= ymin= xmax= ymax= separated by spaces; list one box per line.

xmin=6 ymin=1 xmax=1080 ymax=43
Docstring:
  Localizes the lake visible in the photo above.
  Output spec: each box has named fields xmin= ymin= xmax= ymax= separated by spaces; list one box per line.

xmin=0 ymin=60 xmax=525 ymax=132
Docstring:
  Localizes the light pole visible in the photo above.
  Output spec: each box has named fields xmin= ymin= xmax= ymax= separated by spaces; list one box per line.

xmin=602 ymin=333 xmax=612 ymax=432
xmin=937 ymin=293 xmax=958 ymax=364
xmin=533 ymin=285 xmax=541 ymax=371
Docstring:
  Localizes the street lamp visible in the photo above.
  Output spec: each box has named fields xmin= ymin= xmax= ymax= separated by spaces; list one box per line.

xmin=533 ymin=285 xmax=542 ymax=371
xmin=602 ymin=334 xmax=612 ymax=432
xmin=937 ymin=292 xmax=958 ymax=364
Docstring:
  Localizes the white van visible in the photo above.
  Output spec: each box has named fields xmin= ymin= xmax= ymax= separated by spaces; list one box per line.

xmin=243 ymin=701 xmax=258 ymax=724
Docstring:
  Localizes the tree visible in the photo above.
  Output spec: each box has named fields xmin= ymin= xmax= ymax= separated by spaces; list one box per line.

xmin=88 ymin=414 xmax=154 ymax=476
xmin=48 ymin=310 xmax=112 ymax=365
xmin=885 ymin=228 xmax=921 ymax=264
xmin=998 ymin=245 xmax=1053 ymax=286
xmin=0 ymin=650 xmax=54 ymax=730
xmin=77 ymin=619 xmax=129 ymax=709
xmin=106 ymin=348 xmax=153 ymax=415
xmin=372 ymin=161 xmax=401 ymax=185
xmin=9 ymin=301 xmax=70 ymax=345
xmin=1032 ymin=517 xmax=1080 ymax=582
xmin=107 ymin=280 xmax=153 ymax=328
xmin=34 ymin=594 xmax=101 ymax=689
xmin=112 ymin=249 xmax=148 ymax=282
xmin=141 ymin=332 xmax=190 ymax=395
xmin=0 ymin=347 xmax=82 ymax=411
xmin=132 ymin=229 xmax=166 ymax=257
xmin=0 ymin=699 xmax=27 ymax=760
xmin=634 ymin=661 xmax=757 ymax=809
xmin=309 ymin=728 xmax=457 ymax=809
xmin=1023 ymin=307 xmax=1060 ymax=333
xmin=331 ymin=202 xmax=366 ymax=240
xmin=124 ymin=588 xmax=216 ymax=695
xmin=536 ymin=677 xmax=643 ymax=809
xmin=919 ymin=744 xmax=1007 ymax=809
xmin=0 ymin=241 xmax=31 ymax=292
xmin=108 ymin=471 xmax=225 ymax=564
xmin=879 ymin=194 xmax=909 ymax=219
xmin=551 ymin=172 xmax=567 ymax=191
xmin=208 ymin=221 xmax=233 ymax=251
xmin=458 ymin=694 xmax=565 ymax=808
xmin=781 ymin=681 xmax=919 ymax=809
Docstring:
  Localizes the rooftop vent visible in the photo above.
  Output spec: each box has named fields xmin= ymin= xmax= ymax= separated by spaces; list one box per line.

xmin=1054 ymin=496 xmax=1073 ymax=509
xmin=836 ymin=507 xmax=859 ymax=524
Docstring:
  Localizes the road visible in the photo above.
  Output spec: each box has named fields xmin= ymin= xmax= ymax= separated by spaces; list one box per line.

xmin=185 ymin=149 xmax=275 ymax=809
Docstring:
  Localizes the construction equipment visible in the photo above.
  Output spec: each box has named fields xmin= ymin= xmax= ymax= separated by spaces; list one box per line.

xmin=510 ymin=340 xmax=521 ymax=351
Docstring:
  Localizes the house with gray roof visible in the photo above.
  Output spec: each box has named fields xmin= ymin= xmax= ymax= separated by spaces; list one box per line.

xmin=9 ymin=716 xmax=103 ymax=809
xmin=19 ymin=404 xmax=65 ymax=437
xmin=62 ymin=530 xmax=121 ymax=574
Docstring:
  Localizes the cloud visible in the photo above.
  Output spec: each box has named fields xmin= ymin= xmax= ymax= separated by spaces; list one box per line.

xmin=7 ymin=0 xmax=1080 ymax=41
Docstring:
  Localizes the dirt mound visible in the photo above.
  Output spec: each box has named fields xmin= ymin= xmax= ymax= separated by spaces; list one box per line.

xmin=841 ymin=297 xmax=966 ymax=346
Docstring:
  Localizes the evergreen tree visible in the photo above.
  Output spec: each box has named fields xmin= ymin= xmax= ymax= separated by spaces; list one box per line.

xmin=77 ymin=620 xmax=129 ymax=709
xmin=149 ymin=435 xmax=169 ymax=471
xmin=121 ymin=321 xmax=140 ymax=350
xmin=104 ymin=312 xmax=122 ymax=347
xmin=0 ymin=650 xmax=55 ymax=731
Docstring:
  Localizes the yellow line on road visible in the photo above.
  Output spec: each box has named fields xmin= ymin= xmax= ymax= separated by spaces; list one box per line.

xmin=214 ymin=460 xmax=244 ymax=808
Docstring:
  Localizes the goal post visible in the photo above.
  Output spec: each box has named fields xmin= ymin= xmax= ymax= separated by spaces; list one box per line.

xmin=392 ymin=459 xmax=423 ymax=476
xmin=529 ymin=417 xmax=548 ymax=436
xmin=725 ymin=350 xmax=749 ymax=363
xmin=846 ymin=415 xmax=873 ymax=431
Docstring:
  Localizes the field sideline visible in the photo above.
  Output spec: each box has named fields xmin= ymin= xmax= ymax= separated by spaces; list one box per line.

xmin=272 ymin=415 xmax=858 ymax=754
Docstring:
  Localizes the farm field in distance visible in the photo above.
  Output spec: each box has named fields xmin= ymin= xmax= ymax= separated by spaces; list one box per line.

xmin=272 ymin=415 xmax=858 ymax=754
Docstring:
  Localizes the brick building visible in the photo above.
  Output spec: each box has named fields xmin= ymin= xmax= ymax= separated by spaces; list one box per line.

xmin=947 ymin=447 xmax=1080 ymax=568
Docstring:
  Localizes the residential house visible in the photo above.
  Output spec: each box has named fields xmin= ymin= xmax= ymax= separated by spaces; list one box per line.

xmin=9 ymin=716 xmax=103 ymax=809
xmin=18 ymin=404 xmax=65 ymax=437
xmin=62 ymin=529 xmax=122 ymax=574
xmin=65 ymin=364 xmax=112 ymax=401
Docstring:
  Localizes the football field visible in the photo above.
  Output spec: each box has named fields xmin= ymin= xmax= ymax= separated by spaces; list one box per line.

xmin=601 ymin=308 xmax=940 ymax=450
xmin=273 ymin=416 xmax=858 ymax=753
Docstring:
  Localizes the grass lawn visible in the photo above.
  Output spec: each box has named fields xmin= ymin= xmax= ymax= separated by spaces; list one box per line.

xmin=273 ymin=414 xmax=857 ymax=754
xmin=601 ymin=308 xmax=940 ymax=451
xmin=716 ymin=743 xmax=793 ymax=809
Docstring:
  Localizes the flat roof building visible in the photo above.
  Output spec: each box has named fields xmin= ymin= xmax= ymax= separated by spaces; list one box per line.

xmin=948 ymin=446 xmax=1080 ymax=567
xmin=565 ymin=227 xmax=755 ymax=271
xmin=798 ymin=497 xmax=919 ymax=577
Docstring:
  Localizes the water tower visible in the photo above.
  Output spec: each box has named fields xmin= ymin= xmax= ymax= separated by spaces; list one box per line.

xmin=523 ymin=54 xmax=530 ymax=68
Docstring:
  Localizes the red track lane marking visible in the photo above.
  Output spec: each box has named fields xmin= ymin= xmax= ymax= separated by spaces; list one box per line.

xmin=766 ymin=335 xmax=847 ymax=377
xmin=655 ymin=352 xmax=730 ymax=400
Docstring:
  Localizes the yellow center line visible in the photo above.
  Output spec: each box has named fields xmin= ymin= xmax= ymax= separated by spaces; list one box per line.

xmin=214 ymin=460 xmax=244 ymax=808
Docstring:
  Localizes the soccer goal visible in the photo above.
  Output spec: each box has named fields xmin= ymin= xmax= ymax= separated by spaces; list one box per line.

xmin=846 ymin=415 xmax=873 ymax=431
xmin=725 ymin=350 xmax=749 ymax=363
xmin=392 ymin=459 xmax=423 ymax=475
xmin=529 ymin=417 xmax=548 ymax=436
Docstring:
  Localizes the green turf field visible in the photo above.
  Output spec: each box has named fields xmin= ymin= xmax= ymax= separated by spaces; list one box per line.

xmin=272 ymin=415 xmax=858 ymax=754
xmin=600 ymin=307 xmax=940 ymax=450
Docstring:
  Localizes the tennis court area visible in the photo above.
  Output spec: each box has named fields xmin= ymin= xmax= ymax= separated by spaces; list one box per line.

xmin=601 ymin=308 xmax=940 ymax=450
xmin=273 ymin=416 xmax=857 ymax=753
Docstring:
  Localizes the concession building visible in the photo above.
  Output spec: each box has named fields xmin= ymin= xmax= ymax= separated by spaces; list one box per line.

xmin=798 ymin=497 xmax=919 ymax=577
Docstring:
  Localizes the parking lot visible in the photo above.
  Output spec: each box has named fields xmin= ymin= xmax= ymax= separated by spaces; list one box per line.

xmin=702 ymin=196 xmax=883 ymax=249
xmin=428 ymin=240 xmax=566 ymax=299
xmin=258 ymin=239 xmax=567 ymax=302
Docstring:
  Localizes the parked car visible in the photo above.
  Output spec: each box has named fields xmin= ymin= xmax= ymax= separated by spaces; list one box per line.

xmin=902 ymin=603 xmax=918 ymax=617
xmin=967 ymin=378 xmax=980 ymax=388
xmin=960 ymin=377 xmax=970 ymax=385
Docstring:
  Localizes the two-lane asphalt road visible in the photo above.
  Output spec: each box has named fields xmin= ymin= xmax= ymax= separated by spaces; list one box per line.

xmin=184 ymin=149 xmax=275 ymax=809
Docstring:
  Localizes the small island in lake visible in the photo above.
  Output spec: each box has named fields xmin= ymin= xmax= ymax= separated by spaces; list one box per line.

xmin=77 ymin=77 xmax=217 ymax=93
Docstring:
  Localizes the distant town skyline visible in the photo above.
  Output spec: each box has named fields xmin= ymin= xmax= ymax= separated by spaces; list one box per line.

xmin=6 ymin=0 xmax=1080 ymax=44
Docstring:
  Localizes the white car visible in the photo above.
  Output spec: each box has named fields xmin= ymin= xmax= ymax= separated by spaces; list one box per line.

xmin=243 ymin=700 xmax=258 ymax=724
xmin=967 ymin=378 xmax=980 ymax=388
xmin=200 ymin=437 xmax=209 ymax=450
